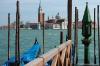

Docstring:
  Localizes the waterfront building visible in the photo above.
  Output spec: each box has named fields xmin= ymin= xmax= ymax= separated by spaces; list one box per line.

xmin=73 ymin=21 xmax=97 ymax=29
xmin=62 ymin=20 xmax=68 ymax=29
xmin=45 ymin=13 xmax=67 ymax=29
xmin=24 ymin=22 xmax=39 ymax=29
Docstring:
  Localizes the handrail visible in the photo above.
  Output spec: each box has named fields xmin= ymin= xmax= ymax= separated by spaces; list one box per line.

xmin=25 ymin=40 xmax=72 ymax=66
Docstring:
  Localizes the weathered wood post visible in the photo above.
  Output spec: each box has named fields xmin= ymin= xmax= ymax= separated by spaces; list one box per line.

xmin=97 ymin=5 xmax=100 ymax=65
xmin=43 ymin=13 xmax=45 ymax=54
xmin=15 ymin=0 xmax=20 ymax=66
xmin=60 ymin=31 xmax=63 ymax=44
xmin=66 ymin=35 xmax=68 ymax=41
xmin=67 ymin=0 xmax=72 ymax=40
xmin=8 ymin=13 xmax=10 ymax=65
xmin=74 ymin=7 xmax=78 ymax=64
xmin=94 ymin=8 xmax=96 ymax=64
xmin=67 ymin=0 xmax=72 ymax=65
xmin=82 ymin=2 xmax=92 ymax=64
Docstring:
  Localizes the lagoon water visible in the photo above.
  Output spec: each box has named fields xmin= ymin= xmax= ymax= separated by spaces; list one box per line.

xmin=0 ymin=29 xmax=99 ymax=65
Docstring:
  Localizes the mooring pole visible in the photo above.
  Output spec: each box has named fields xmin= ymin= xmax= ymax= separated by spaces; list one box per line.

xmin=94 ymin=8 xmax=96 ymax=64
xmin=8 ymin=13 xmax=10 ymax=65
xmin=97 ymin=5 xmax=100 ymax=65
xmin=67 ymin=0 xmax=72 ymax=40
xmin=60 ymin=31 xmax=63 ymax=44
xmin=82 ymin=2 xmax=91 ymax=64
xmin=43 ymin=13 xmax=45 ymax=54
xmin=74 ymin=7 xmax=78 ymax=64
xmin=66 ymin=34 xmax=68 ymax=41
xmin=15 ymin=0 xmax=20 ymax=66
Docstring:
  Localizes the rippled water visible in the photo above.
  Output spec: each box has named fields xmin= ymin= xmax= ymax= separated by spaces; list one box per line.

xmin=0 ymin=29 xmax=99 ymax=65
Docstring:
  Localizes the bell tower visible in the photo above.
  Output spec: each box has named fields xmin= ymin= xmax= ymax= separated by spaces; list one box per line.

xmin=38 ymin=0 xmax=45 ymax=28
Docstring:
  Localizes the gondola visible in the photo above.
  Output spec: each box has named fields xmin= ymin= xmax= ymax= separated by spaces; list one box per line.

xmin=3 ymin=39 xmax=41 ymax=66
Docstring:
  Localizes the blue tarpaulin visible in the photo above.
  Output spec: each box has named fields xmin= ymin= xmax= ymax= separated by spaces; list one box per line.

xmin=3 ymin=39 xmax=41 ymax=66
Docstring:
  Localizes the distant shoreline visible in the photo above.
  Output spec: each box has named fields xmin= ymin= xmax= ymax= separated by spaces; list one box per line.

xmin=0 ymin=28 xmax=98 ymax=30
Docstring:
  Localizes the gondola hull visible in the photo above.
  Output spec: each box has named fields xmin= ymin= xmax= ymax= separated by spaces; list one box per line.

xmin=3 ymin=40 xmax=41 ymax=66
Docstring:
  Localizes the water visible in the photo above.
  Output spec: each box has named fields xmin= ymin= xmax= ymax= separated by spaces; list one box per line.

xmin=0 ymin=29 xmax=99 ymax=65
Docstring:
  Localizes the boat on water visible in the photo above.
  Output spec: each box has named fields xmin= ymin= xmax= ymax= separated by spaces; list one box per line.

xmin=3 ymin=39 xmax=41 ymax=66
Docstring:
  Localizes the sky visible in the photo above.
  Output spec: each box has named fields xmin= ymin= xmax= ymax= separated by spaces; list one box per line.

xmin=0 ymin=0 xmax=100 ymax=26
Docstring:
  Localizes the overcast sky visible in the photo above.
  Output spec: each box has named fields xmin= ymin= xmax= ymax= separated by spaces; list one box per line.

xmin=0 ymin=0 xmax=100 ymax=26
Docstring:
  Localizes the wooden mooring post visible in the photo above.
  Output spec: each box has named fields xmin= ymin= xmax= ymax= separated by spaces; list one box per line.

xmin=94 ymin=8 xmax=96 ymax=64
xmin=67 ymin=0 xmax=72 ymax=40
xmin=60 ymin=31 xmax=63 ymax=44
xmin=42 ymin=12 xmax=45 ymax=54
xmin=97 ymin=5 xmax=100 ymax=65
xmin=15 ymin=0 xmax=20 ymax=66
xmin=8 ymin=13 xmax=10 ymax=65
xmin=74 ymin=7 xmax=78 ymax=64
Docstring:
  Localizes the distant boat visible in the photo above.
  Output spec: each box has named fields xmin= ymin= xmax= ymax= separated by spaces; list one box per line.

xmin=3 ymin=39 xmax=41 ymax=66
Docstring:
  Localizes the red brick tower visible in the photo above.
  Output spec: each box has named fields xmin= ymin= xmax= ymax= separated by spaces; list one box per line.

xmin=38 ymin=1 xmax=45 ymax=27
